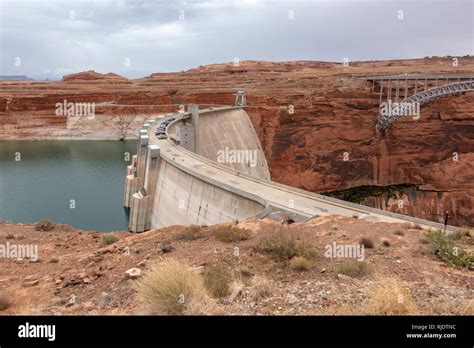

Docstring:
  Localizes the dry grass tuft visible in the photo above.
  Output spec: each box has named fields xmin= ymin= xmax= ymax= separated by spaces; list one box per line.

xmin=34 ymin=220 xmax=55 ymax=231
xmin=426 ymin=297 xmax=474 ymax=315
xmin=250 ymin=276 xmax=272 ymax=299
xmin=257 ymin=227 xmax=316 ymax=262
xmin=175 ymin=225 xmax=205 ymax=241
xmin=336 ymin=260 xmax=373 ymax=278
xmin=135 ymin=259 xmax=211 ymax=315
xmin=212 ymin=225 xmax=251 ymax=243
xmin=289 ymin=256 xmax=312 ymax=271
xmin=363 ymin=277 xmax=418 ymax=315
xmin=203 ymin=266 xmax=233 ymax=298
xmin=101 ymin=234 xmax=119 ymax=246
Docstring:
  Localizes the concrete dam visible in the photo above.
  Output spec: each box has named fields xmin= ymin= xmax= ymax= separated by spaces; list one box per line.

xmin=123 ymin=98 xmax=460 ymax=233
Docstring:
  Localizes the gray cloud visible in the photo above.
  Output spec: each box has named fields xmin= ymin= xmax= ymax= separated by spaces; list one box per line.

xmin=0 ymin=0 xmax=472 ymax=79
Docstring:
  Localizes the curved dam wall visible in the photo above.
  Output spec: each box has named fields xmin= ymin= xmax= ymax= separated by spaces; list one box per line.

xmin=193 ymin=108 xmax=271 ymax=180
xmin=124 ymin=105 xmax=270 ymax=231
xmin=149 ymin=158 xmax=266 ymax=227
xmin=124 ymin=104 xmax=463 ymax=233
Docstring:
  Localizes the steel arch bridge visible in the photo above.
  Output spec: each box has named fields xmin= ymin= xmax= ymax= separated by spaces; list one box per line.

xmin=361 ymin=75 xmax=474 ymax=131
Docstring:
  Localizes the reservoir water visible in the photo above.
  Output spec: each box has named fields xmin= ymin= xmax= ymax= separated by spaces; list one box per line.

xmin=0 ymin=140 xmax=137 ymax=231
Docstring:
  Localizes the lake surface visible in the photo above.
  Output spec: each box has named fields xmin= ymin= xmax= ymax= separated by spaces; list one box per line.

xmin=0 ymin=140 xmax=137 ymax=231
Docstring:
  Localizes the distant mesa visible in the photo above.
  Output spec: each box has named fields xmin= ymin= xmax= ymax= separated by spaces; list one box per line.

xmin=0 ymin=75 xmax=34 ymax=81
xmin=62 ymin=70 xmax=128 ymax=82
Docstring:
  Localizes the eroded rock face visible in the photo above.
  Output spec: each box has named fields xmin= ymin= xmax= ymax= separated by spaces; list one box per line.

xmin=0 ymin=58 xmax=473 ymax=225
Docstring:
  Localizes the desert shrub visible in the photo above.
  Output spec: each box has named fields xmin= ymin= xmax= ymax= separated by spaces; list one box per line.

xmin=426 ymin=296 xmax=474 ymax=315
xmin=35 ymin=220 xmax=55 ymax=231
xmin=364 ymin=277 xmax=418 ymax=315
xmin=212 ymin=225 xmax=251 ymax=243
xmin=135 ymin=259 xmax=209 ymax=315
xmin=393 ymin=230 xmax=405 ymax=236
xmin=257 ymin=227 xmax=316 ymax=261
xmin=449 ymin=230 xmax=466 ymax=241
xmin=0 ymin=292 xmax=10 ymax=310
xmin=250 ymin=276 xmax=272 ymax=299
xmin=289 ymin=256 xmax=312 ymax=271
xmin=336 ymin=260 xmax=373 ymax=278
xmin=413 ymin=224 xmax=423 ymax=230
xmin=359 ymin=237 xmax=374 ymax=248
xmin=426 ymin=229 xmax=473 ymax=268
xmin=203 ymin=266 xmax=233 ymax=298
xmin=382 ymin=240 xmax=391 ymax=247
xmin=101 ymin=234 xmax=119 ymax=246
xmin=175 ymin=225 xmax=204 ymax=241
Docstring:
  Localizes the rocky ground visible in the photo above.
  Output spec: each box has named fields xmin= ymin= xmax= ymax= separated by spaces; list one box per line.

xmin=0 ymin=216 xmax=472 ymax=315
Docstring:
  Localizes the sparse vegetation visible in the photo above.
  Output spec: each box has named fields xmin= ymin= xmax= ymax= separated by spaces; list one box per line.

xmin=394 ymin=230 xmax=405 ymax=236
xmin=257 ymin=227 xmax=316 ymax=262
xmin=364 ymin=277 xmax=418 ymax=315
xmin=203 ymin=266 xmax=233 ymax=298
xmin=136 ymin=259 xmax=210 ymax=315
xmin=35 ymin=220 xmax=55 ymax=231
xmin=382 ymin=240 xmax=391 ymax=247
xmin=250 ymin=276 xmax=272 ymax=299
xmin=426 ymin=229 xmax=473 ymax=268
xmin=0 ymin=292 xmax=11 ymax=310
xmin=359 ymin=237 xmax=374 ymax=248
xmin=101 ymin=234 xmax=119 ymax=246
xmin=175 ymin=225 xmax=205 ymax=241
xmin=289 ymin=256 xmax=312 ymax=271
xmin=212 ymin=225 xmax=251 ymax=243
xmin=336 ymin=260 xmax=373 ymax=278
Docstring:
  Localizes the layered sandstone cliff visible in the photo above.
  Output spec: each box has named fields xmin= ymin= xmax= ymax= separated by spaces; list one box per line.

xmin=0 ymin=58 xmax=473 ymax=225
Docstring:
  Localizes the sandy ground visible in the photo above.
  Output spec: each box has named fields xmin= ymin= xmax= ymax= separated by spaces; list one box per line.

xmin=0 ymin=216 xmax=472 ymax=315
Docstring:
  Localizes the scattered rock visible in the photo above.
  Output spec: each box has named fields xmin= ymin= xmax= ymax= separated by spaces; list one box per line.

xmin=287 ymin=294 xmax=297 ymax=304
xmin=97 ymin=292 xmax=111 ymax=309
xmin=190 ymin=266 xmax=204 ymax=274
xmin=125 ymin=268 xmax=141 ymax=279
xmin=82 ymin=301 xmax=96 ymax=311
xmin=22 ymin=279 xmax=39 ymax=287
xmin=136 ymin=260 xmax=147 ymax=268
xmin=337 ymin=273 xmax=353 ymax=282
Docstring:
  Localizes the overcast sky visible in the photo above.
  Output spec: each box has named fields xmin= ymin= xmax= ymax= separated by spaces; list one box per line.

xmin=0 ymin=0 xmax=472 ymax=79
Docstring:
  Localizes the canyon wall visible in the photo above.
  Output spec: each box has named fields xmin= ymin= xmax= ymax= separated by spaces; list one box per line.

xmin=1 ymin=59 xmax=473 ymax=225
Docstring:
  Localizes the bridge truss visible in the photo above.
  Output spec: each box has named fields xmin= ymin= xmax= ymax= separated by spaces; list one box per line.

xmin=362 ymin=75 xmax=474 ymax=131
